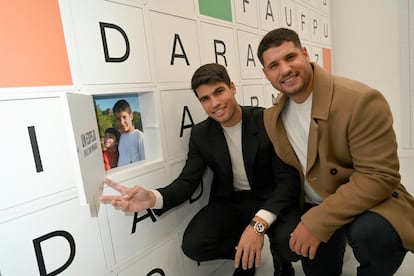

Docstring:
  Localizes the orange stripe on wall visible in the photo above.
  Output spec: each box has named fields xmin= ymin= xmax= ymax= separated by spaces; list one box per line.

xmin=0 ymin=0 xmax=72 ymax=88
xmin=322 ymin=48 xmax=332 ymax=73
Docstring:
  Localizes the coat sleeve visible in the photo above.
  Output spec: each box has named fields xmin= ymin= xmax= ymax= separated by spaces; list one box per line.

xmin=260 ymin=152 xmax=301 ymax=217
xmin=154 ymin=128 xmax=208 ymax=215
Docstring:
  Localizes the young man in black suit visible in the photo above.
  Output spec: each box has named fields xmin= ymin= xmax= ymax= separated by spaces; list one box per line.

xmin=100 ymin=63 xmax=300 ymax=276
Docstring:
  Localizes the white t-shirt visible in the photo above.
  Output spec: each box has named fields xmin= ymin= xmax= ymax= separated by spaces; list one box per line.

xmin=281 ymin=93 xmax=323 ymax=204
xmin=117 ymin=129 xmax=145 ymax=166
xmin=222 ymin=121 xmax=250 ymax=191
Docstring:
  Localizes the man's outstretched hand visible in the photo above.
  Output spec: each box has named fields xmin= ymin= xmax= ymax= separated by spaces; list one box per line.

xmin=99 ymin=178 xmax=156 ymax=212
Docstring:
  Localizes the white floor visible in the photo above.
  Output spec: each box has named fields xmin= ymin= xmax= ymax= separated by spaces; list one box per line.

xmin=212 ymin=239 xmax=414 ymax=275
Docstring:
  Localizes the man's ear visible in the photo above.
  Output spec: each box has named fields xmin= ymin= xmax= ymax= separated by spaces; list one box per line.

xmin=302 ymin=46 xmax=311 ymax=61
xmin=229 ymin=81 xmax=237 ymax=94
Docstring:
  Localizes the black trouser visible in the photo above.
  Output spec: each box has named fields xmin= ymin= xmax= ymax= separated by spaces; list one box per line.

xmin=300 ymin=204 xmax=407 ymax=276
xmin=181 ymin=191 xmax=300 ymax=272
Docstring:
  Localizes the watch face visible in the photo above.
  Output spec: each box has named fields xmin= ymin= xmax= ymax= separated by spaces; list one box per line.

xmin=255 ymin=222 xmax=265 ymax=233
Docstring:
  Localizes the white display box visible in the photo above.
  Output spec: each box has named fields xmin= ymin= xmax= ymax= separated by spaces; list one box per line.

xmin=102 ymin=167 xmax=180 ymax=263
xmin=0 ymin=92 xmax=105 ymax=219
xmin=118 ymin=236 xmax=184 ymax=276
xmin=0 ymin=198 xmax=107 ymax=276
xmin=70 ymin=0 xmax=152 ymax=85
xmin=159 ymin=89 xmax=207 ymax=160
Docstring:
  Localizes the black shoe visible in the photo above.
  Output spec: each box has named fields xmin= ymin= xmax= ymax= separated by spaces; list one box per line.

xmin=275 ymin=262 xmax=294 ymax=276
xmin=233 ymin=266 xmax=256 ymax=276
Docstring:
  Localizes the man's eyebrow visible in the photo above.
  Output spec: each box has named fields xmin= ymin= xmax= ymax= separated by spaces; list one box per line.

xmin=215 ymin=85 xmax=225 ymax=92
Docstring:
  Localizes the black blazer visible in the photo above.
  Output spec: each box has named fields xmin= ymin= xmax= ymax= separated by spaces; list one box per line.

xmin=156 ymin=106 xmax=299 ymax=216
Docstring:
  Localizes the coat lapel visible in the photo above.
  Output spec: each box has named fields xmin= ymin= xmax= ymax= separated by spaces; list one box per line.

xmin=241 ymin=108 xmax=259 ymax=185
xmin=306 ymin=119 xmax=319 ymax=174
xmin=306 ymin=63 xmax=333 ymax=172
xmin=206 ymin=119 xmax=232 ymax=176
xmin=271 ymin=95 xmax=299 ymax=166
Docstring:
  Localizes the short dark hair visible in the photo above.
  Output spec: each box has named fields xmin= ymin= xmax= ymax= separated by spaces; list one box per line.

xmin=104 ymin=127 xmax=121 ymax=142
xmin=257 ymin=28 xmax=303 ymax=65
xmin=191 ymin=63 xmax=231 ymax=97
xmin=112 ymin=99 xmax=131 ymax=114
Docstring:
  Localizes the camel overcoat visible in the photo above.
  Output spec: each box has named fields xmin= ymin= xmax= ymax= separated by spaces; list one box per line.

xmin=264 ymin=62 xmax=414 ymax=252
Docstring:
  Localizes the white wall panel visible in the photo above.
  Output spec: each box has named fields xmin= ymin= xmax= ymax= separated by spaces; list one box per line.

xmin=146 ymin=0 xmax=196 ymax=18
xmin=242 ymin=84 xmax=265 ymax=107
xmin=119 ymin=237 xmax=184 ymax=276
xmin=70 ymin=0 xmax=151 ymax=84
xmin=296 ymin=4 xmax=310 ymax=40
xmin=149 ymin=12 xmax=200 ymax=83
xmin=102 ymin=168 xmax=179 ymax=263
xmin=234 ymin=0 xmax=259 ymax=28
xmin=237 ymin=30 xmax=262 ymax=79
xmin=199 ymin=22 xmax=240 ymax=81
xmin=319 ymin=0 xmax=330 ymax=14
xmin=309 ymin=10 xmax=321 ymax=42
xmin=0 ymin=97 xmax=76 ymax=211
xmin=320 ymin=15 xmax=331 ymax=45
xmin=0 ymin=199 xmax=106 ymax=276
xmin=259 ymin=0 xmax=281 ymax=31
xmin=265 ymin=83 xmax=279 ymax=107
xmin=279 ymin=0 xmax=297 ymax=30
xmin=307 ymin=45 xmax=324 ymax=68
xmin=160 ymin=89 xmax=206 ymax=160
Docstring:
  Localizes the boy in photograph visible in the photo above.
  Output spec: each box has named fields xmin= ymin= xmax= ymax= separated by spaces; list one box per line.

xmin=112 ymin=99 xmax=145 ymax=166
xmin=102 ymin=127 xmax=120 ymax=170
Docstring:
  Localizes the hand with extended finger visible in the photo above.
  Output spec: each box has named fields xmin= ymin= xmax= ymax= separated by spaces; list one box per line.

xmin=99 ymin=178 xmax=156 ymax=212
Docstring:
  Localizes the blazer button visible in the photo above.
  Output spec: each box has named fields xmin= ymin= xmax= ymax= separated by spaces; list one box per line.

xmin=330 ymin=168 xmax=337 ymax=175
xmin=392 ymin=191 xmax=399 ymax=198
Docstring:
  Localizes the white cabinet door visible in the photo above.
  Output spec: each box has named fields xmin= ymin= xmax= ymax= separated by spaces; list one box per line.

xmin=0 ymin=199 xmax=107 ymax=276
xmin=0 ymin=97 xmax=77 ymax=211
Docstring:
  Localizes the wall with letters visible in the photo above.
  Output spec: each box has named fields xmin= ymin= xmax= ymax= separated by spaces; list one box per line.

xmin=0 ymin=0 xmax=331 ymax=275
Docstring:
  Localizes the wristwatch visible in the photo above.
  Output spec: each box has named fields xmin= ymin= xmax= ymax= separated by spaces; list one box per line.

xmin=249 ymin=220 xmax=266 ymax=235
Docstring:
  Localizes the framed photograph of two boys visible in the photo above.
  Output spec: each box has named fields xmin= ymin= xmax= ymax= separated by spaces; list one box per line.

xmin=93 ymin=93 xmax=145 ymax=171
